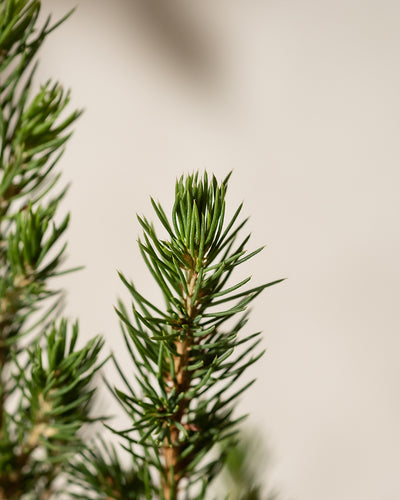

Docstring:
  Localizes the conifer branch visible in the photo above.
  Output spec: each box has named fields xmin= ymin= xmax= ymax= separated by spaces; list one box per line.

xmin=107 ymin=172 xmax=283 ymax=499
xmin=0 ymin=2 xmax=104 ymax=498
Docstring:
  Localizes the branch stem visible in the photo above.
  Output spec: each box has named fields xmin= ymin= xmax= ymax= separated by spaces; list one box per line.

xmin=162 ymin=266 xmax=199 ymax=500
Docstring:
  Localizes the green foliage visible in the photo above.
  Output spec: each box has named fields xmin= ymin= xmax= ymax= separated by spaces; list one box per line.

xmin=0 ymin=2 xmax=282 ymax=499
xmin=93 ymin=172 xmax=283 ymax=500
xmin=219 ymin=433 xmax=279 ymax=500
xmin=0 ymin=1 xmax=103 ymax=498
xmin=68 ymin=436 xmax=149 ymax=500
xmin=0 ymin=0 xmax=80 ymax=351
xmin=21 ymin=320 xmax=104 ymax=447
xmin=1 ymin=321 xmax=104 ymax=499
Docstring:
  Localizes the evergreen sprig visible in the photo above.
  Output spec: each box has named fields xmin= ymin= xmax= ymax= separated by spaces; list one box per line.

xmin=0 ymin=2 xmax=104 ymax=498
xmin=1 ymin=320 xmax=105 ymax=499
xmin=104 ymin=172 xmax=283 ymax=500
xmin=0 ymin=0 xmax=80 ymax=354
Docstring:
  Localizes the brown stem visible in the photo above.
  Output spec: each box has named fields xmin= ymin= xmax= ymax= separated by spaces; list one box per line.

xmin=0 ymin=286 xmax=24 ymax=434
xmin=0 ymin=347 xmax=5 ymax=433
xmin=161 ymin=267 xmax=199 ymax=500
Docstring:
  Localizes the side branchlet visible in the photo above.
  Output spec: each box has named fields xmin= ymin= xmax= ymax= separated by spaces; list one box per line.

xmin=0 ymin=2 xmax=103 ymax=499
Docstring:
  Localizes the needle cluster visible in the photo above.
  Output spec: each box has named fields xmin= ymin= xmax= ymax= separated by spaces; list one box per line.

xmin=0 ymin=2 xmax=104 ymax=498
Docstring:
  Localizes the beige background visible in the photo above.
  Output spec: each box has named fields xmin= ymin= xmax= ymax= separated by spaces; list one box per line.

xmin=39 ymin=1 xmax=400 ymax=499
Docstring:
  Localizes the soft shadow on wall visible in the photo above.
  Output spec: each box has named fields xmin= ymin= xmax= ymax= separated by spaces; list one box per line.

xmin=108 ymin=0 xmax=228 ymax=90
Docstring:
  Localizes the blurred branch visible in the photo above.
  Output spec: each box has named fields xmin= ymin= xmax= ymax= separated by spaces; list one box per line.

xmin=219 ymin=431 xmax=279 ymax=500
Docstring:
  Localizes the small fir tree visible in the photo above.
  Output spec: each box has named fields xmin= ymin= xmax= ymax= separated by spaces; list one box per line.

xmin=0 ymin=2 xmax=283 ymax=499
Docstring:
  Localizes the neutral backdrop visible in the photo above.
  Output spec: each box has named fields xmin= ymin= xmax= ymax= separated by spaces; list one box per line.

xmin=38 ymin=1 xmax=400 ymax=499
